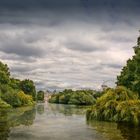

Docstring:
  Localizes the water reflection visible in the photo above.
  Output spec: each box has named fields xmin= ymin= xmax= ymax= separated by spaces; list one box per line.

xmin=48 ymin=103 xmax=89 ymax=116
xmin=0 ymin=103 xmax=140 ymax=140
xmin=87 ymin=119 xmax=140 ymax=140
xmin=87 ymin=120 xmax=124 ymax=140
xmin=0 ymin=106 xmax=36 ymax=140
xmin=37 ymin=104 xmax=44 ymax=115
xmin=117 ymin=123 xmax=140 ymax=140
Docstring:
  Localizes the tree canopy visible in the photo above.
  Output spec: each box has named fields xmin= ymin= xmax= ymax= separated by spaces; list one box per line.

xmin=117 ymin=36 xmax=140 ymax=96
xmin=0 ymin=61 xmax=36 ymax=108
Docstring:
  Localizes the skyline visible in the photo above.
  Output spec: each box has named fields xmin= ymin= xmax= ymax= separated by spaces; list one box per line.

xmin=0 ymin=0 xmax=140 ymax=90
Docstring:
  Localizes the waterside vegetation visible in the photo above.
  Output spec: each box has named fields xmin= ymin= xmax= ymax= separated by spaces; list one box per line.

xmin=49 ymin=89 xmax=102 ymax=105
xmin=0 ymin=61 xmax=36 ymax=108
xmin=87 ymin=36 xmax=140 ymax=125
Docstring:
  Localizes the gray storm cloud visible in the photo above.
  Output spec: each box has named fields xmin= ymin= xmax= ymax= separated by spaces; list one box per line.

xmin=0 ymin=0 xmax=139 ymax=90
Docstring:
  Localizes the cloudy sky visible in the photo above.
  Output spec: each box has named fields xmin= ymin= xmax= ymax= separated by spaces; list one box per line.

xmin=0 ymin=0 xmax=140 ymax=90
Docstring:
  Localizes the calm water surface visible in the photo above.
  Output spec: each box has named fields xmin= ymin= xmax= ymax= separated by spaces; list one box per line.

xmin=0 ymin=102 xmax=140 ymax=140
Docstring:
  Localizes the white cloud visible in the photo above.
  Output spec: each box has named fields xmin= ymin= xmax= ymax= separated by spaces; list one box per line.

xmin=0 ymin=9 xmax=139 ymax=90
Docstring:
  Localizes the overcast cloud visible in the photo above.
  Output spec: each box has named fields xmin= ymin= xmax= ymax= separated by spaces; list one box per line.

xmin=0 ymin=0 xmax=139 ymax=90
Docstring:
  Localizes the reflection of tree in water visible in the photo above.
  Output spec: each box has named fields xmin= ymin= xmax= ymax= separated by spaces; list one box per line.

xmin=0 ymin=106 xmax=36 ymax=140
xmin=48 ymin=103 xmax=88 ymax=116
xmin=117 ymin=123 xmax=140 ymax=140
xmin=87 ymin=120 xmax=140 ymax=140
xmin=16 ymin=108 xmax=36 ymax=126
xmin=87 ymin=120 xmax=124 ymax=140
xmin=0 ymin=110 xmax=10 ymax=140
xmin=37 ymin=104 xmax=44 ymax=115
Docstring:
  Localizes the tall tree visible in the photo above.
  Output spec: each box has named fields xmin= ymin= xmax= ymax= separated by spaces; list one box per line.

xmin=117 ymin=34 xmax=140 ymax=96
xmin=20 ymin=79 xmax=36 ymax=100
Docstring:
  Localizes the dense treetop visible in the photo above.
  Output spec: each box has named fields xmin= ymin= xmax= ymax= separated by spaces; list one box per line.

xmin=0 ymin=61 xmax=36 ymax=108
xmin=117 ymin=36 xmax=140 ymax=96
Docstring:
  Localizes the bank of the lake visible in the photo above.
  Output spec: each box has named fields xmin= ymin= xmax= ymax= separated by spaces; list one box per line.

xmin=1 ymin=102 xmax=140 ymax=140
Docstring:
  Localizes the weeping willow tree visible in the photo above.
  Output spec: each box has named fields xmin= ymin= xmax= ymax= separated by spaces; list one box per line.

xmin=86 ymin=86 xmax=140 ymax=125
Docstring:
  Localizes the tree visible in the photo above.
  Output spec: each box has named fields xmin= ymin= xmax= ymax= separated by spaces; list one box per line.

xmin=9 ymin=78 xmax=21 ymax=89
xmin=20 ymin=79 xmax=36 ymax=100
xmin=0 ymin=71 xmax=9 ymax=84
xmin=86 ymin=86 xmax=140 ymax=125
xmin=117 ymin=35 xmax=140 ymax=96
xmin=0 ymin=61 xmax=10 ymax=76
xmin=37 ymin=91 xmax=45 ymax=101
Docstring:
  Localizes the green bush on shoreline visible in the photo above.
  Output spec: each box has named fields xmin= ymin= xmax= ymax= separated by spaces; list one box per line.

xmin=0 ymin=61 xmax=36 ymax=108
xmin=0 ymin=98 xmax=11 ymax=108
xmin=37 ymin=90 xmax=45 ymax=102
xmin=86 ymin=86 xmax=140 ymax=125
xmin=49 ymin=89 xmax=99 ymax=105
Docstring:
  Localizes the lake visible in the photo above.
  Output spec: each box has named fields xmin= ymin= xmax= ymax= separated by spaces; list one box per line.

xmin=0 ymin=102 xmax=140 ymax=140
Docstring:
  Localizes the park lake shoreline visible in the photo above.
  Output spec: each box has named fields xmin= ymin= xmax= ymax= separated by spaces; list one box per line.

xmin=1 ymin=102 xmax=140 ymax=140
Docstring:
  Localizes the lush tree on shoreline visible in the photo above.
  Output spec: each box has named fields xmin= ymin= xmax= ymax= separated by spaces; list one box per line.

xmin=117 ymin=36 xmax=140 ymax=96
xmin=86 ymin=86 xmax=140 ymax=125
xmin=37 ymin=90 xmax=45 ymax=102
xmin=0 ymin=61 xmax=36 ymax=108
xmin=49 ymin=89 xmax=101 ymax=105
xmin=20 ymin=79 xmax=36 ymax=101
xmin=87 ymin=35 xmax=140 ymax=125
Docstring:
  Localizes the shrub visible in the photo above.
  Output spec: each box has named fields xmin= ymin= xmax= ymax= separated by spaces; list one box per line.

xmin=17 ymin=91 xmax=34 ymax=106
xmin=49 ymin=94 xmax=60 ymax=103
xmin=86 ymin=86 xmax=140 ymax=125
xmin=0 ymin=98 xmax=11 ymax=108
xmin=1 ymin=90 xmax=34 ymax=107
xmin=20 ymin=79 xmax=36 ymax=101
xmin=0 ymin=71 xmax=9 ymax=84
xmin=1 ymin=88 xmax=22 ymax=107
xmin=49 ymin=89 xmax=96 ymax=105
xmin=68 ymin=92 xmax=96 ymax=105
xmin=37 ymin=91 xmax=45 ymax=101
xmin=0 ymin=61 xmax=37 ymax=108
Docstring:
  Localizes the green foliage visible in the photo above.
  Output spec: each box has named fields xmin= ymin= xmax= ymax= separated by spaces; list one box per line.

xmin=49 ymin=89 xmax=97 ymax=105
xmin=37 ymin=91 xmax=45 ymax=101
xmin=86 ymin=86 xmax=140 ymax=125
xmin=20 ymin=79 xmax=36 ymax=101
xmin=0 ymin=71 xmax=9 ymax=84
xmin=49 ymin=94 xmax=60 ymax=104
xmin=68 ymin=91 xmax=96 ymax=105
xmin=0 ymin=61 xmax=10 ymax=76
xmin=0 ymin=106 xmax=36 ymax=140
xmin=1 ymin=89 xmax=34 ymax=107
xmin=9 ymin=78 xmax=21 ymax=89
xmin=17 ymin=91 xmax=34 ymax=106
xmin=0 ymin=61 xmax=36 ymax=108
xmin=117 ymin=38 xmax=140 ymax=96
xmin=0 ymin=98 xmax=11 ymax=108
xmin=1 ymin=91 xmax=22 ymax=107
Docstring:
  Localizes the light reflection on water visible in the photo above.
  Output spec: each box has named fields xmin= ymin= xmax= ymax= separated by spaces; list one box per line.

xmin=0 ymin=102 xmax=140 ymax=140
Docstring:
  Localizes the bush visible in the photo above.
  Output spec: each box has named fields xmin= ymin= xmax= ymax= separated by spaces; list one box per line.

xmin=0 ymin=61 xmax=37 ymax=108
xmin=37 ymin=91 xmax=45 ymax=101
xmin=20 ymin=79 xmax=36 ymax=101
xmin=0 ymin=71 xmax=9 ymax=84
xmin=49 ymin=94 xmax=60 ymax=103
xmin=0 ymin=98 xmax=11 ymax=108
xmin=1 ymin=87 xmax=22 ymax=107
xmin=17 ymin=91 xmax=34 ymax=106
xmin=1 ymin=90 xmax=34 ymax=107
xmin=68 ymin=92 xmax=96 ymax=105
xmin=49 ymin=89 xmax=96 ymax=105
xmin=86 ymin=86 xmax=140 ymax=125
